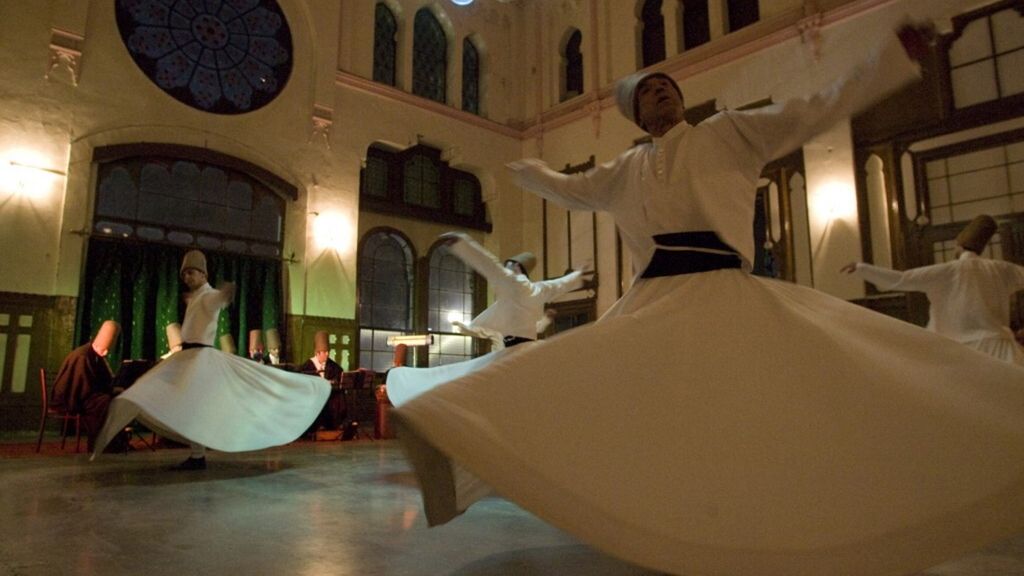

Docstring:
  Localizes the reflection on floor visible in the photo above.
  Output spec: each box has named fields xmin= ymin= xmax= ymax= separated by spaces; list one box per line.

xmin=1 ymin=441 xmax=1022 ymax=576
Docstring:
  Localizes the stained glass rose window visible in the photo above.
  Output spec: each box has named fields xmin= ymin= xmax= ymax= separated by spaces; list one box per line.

xmin=116 ymin=0 xmax=293 ymax=115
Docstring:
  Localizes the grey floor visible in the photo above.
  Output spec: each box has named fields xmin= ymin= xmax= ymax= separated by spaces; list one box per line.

xmin=2 ymin=441 xmax=1023 ymax=576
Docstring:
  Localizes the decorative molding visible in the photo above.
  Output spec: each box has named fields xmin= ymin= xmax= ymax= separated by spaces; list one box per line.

xmin=46 ymin=29 xmax=83 ymax=86
xmin=310 ymin=105 xmax=334 ymax=149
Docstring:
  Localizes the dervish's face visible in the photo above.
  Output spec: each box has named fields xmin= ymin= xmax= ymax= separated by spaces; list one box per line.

xmin=504 ymin=261 xmax=525 ymax=275
xmin=181 ymin=268 xmax=207 ymax=291
xmin=635 ymin=76 xmax=685 ymax=136
xmin=315 ymin=350 xmax=329 ymax=363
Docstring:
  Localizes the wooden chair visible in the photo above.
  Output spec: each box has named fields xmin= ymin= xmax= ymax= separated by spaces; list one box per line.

xmin=35 ymin=368 xmax=82 ymax=453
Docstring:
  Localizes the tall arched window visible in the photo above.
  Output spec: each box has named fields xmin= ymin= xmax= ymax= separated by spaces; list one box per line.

xmin=427 ymin=243 xmax=477 ymax=366
xmin=81 ymin=144 xmax=293 ymax=367
xmin=373 ymin=3 xmax=398 ymax=86
xmin=462 ymin=37 xmax=480 ymax=115
xmin=563 ymin=28 xmax=583 ymax=101
xmin=413 ymin=8 xmax=447 ymax=103
xmin=641 ymin=0 xmax=666 ymax=68
xmin=680 ymin=0 xmax=710 ymax=50
xmin=358 ymin=229 xmax=415 ymax=371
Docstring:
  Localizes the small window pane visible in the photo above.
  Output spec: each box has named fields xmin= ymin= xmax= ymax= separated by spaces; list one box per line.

xmin=997 ymin=50 xmax=1024 ymax=98
xmin=952 ymin=60 xmax=999 ymax=108
xmin=949 ymin=18 xmax=992 ymax=66
xmin=992 ymin=8 xmax=1024 ymax=53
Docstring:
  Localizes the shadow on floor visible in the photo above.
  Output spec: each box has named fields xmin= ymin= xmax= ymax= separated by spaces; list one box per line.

xmin=449 ymin=544 xmax=664 ymax=575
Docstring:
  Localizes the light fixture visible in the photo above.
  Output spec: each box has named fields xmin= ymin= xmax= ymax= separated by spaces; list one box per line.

xmin=9 ymin=160 xmax=66 ymax=176
xmin=387 ymin=334 xmax=433 ymax=347
xmin=451 ymin=0 xmax=474 ymax=5
xmin=311 ymin=211 xmax=351 ymax=253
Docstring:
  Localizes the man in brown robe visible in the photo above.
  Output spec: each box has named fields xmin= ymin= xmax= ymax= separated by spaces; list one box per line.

xmin=51 ymin=321 xmax=119 ymax=451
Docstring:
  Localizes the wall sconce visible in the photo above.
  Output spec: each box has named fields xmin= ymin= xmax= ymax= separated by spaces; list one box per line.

xmin=5 ymin=159 xmax=66 ymax=197
xmin=387 ymin=334 xmax=434 ymax=347
xmin=311 ymin=211 xmax=351 ymax=253
xmin=817 ymin=181 xmax=857 ymax=221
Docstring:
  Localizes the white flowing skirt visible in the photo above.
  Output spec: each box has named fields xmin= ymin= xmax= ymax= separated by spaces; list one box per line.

xmin=387 ymin=345 xmax=529 ymax=520
xmin=92 ymin=347 xmax=330 ymax=456
xmin=394 ymin=269 xmax=1024 ymax=576
xmin=962 ymin=330 xmax=1024 ymax=366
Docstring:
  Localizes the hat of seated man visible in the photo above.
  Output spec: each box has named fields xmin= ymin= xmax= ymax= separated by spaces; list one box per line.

xmin=180 ymin=250 xmax=207 ymax=277
xmin=314 ymin=330 xmax=330 ymax=353
xmin=505 ymin=252 xmax=537 ymax=275
xmin=219 ymin=334 xmax=237 ymax=355
xmin=248 ymin=329 xmax=264 ymax=352
xmin=956 ymin=214 xmax=997 ymax=254
xmin=93 ymin=320 xmax=120 ymax=356
xmin=615 ymin=70 xmax=684 ymax=128
xmin=265 ymin=328 xmax=281 ymax=351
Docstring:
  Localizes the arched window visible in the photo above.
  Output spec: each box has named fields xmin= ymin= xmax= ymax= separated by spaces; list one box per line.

xmin=563 ymin=29 xmax=583 ymax=101
xmin=413 ymin=8 xmax=447 ymax=103
xmin=373 ymin=3 xmax=398 ymax=86
xmin=641 ymin=0 xmax=666 ymax=68
xmin=680 ymin=0 xmax=710 ymax=50
xmin=81 ymin=144 xmax=293 ymax=366
xmin=427 ymin=243 xmax=477 ymax=366
xmin=462 ymin=37 xmax=480 ymax=115
xmin=358 ymin=229 xmax=415 ymax=371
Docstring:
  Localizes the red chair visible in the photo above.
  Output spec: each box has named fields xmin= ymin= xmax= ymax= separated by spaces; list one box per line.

xmin=35 ymin=368 xmax=82 ymax=453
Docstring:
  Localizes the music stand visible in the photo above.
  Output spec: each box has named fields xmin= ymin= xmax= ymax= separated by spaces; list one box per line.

xmin=114 ymin=360 xmax=157 ymax=452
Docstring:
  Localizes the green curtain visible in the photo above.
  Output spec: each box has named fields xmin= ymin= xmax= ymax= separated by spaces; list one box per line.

xmin=76 ymin=239 xmax=284 ymax=368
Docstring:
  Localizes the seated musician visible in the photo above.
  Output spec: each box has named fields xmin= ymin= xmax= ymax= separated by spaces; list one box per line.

xmin=51 ymin=320 xmax=120 ymax=452
xmin=299 ymin=331 xmax=346 ymax=432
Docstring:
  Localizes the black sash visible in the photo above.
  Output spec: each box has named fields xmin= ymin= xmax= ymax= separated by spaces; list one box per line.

xmin=181 ymin=342 xmax=212 ymax=350
xmin=641 ymin=231 xmax=743 ymax=278
xmin=503 ymin=336 xmax=533 ymax=348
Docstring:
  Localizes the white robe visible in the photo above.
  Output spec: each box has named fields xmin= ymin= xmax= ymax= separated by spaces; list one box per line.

xmin=393 ymin=36 xmax=1024 ymax=576
xmin=387 ymin=237 xmax=583 ymax=516
xmin=854 ymin=252 xmax=1024 ymax=365
xmin=92 ymin=283 xmax=329 ymax=456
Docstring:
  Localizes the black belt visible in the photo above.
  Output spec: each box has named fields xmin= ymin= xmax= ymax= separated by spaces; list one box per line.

xmin=181 ymin=342 xmax=212 ymax=350
xmin=503 ymin=336 xmax=533 ymax=348
xmin=641 ymin=231 xmax=742 ymax=278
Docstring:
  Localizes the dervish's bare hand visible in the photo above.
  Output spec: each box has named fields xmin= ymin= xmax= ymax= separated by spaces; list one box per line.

xmin=896 ymin=21 xmax=935 ymax=62
xmin=840 ymin=262 xmax=858 ymax=274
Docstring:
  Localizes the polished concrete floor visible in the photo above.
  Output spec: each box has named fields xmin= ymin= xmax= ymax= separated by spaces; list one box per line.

xmin=2 ymin=440 xmax=1024 ymax=576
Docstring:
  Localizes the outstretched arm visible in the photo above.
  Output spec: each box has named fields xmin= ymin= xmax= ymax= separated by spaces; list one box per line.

xmin=444 ymin=233 xmax=521 ymax=292
xmin=723 ymin=24 xmax=926 ymax=165
xmin=842 ymin=262 xmax=947 ymax=292
xmin=507 ymin=157 xmax=621 ymax=212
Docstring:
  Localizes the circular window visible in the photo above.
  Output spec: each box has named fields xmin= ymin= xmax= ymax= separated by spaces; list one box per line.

xmin=115 ymin=0 xmax=293 ymax=115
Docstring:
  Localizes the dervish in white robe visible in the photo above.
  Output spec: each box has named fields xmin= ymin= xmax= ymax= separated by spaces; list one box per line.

xmin=851 ymin=246 xmax=1024 ymax=365
xmin=387 ymin=233 xmax=583 ymax=517
xmin=92 ymin=281 xmax=329 ymax=458
xmin=392 ymin=29 xmax=1024 ymax=576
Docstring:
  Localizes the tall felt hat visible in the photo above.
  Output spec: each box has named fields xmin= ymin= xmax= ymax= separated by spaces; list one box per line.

xmin=219 ymin=334 xmax=237 ymax=355
xmin=314 ymin=330 xmax=329 ymax=353
xmin=180 ymin=250 xmax=207 ymax=277
xmin=615 ymin=71 xmax=683 ymax=128
xmin=165 ymin=323 xmax=183 ymax=349
xmin=248 ymin=329 xmax=264 ymax=351
xmin=93 ymin=320 xmax=120 ymax=351
xmin=505 ymin=252 xmax=537 ymax=275
xmin=956 ymin=215 xmax=997 ymax=254
xmin=265 ymin=328 xmax=281 ymax=351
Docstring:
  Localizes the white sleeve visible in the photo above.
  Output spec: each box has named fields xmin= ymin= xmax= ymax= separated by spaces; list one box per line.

xmin=721 ymin=35 xmax=921 ymax=165
xmin=507 ymin=157 xmax=622 ymax=212
xmin=449 ymin=236 xmax=521 ymax=294
xmin=854 ymin=262 xmax=946 ymax=293
xmin=534 ymin=270 xmax=585 ymax=302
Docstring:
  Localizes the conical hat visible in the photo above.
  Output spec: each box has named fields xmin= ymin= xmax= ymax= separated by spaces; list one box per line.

xmin=615 ymin=71 xmax=683 ymax=128
xmin=180 ymin=250 xmax=207 ymax=277
xmin=219 ymin=334 xmax=237 ymax=354
xmin=314 ymin=330 xmax=329 ymax=353
xmin=265 ymin=328 xmax=281 ymax=350
xmin=93 ymin=320 xmax=120 ymax=352
xmin=248 ymin=329 xmax=264 ymax=351
xmin=165 ymin=323 xmax=182 ymax=349
xmin=506 ymin=252 xmax=537 ymax=275
xmin=956 ymin=215 xmax=997 ymax=254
